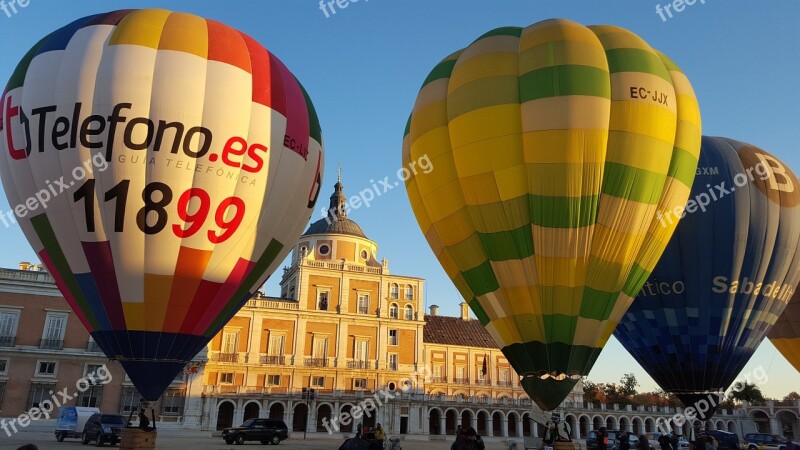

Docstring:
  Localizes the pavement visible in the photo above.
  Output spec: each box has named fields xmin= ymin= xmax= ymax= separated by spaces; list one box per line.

xmin=0 ymin=430 xmax=533 ymax=450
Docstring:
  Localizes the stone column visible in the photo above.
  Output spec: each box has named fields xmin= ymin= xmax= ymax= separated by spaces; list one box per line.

xmin=182 ymin=362 xmax=207 ymax=429
xmin=769 ymin=417 xmax=782 ymax=435
xmin=487 ymin=416 xmax=494 ymax=437
xmin=517 ymin=416 xmax=524 ymax=438
xmin=439 ymin=414 xmax=446 ymax=436
xmin=233 ymin=399 xmax=245 ymax=425
xmin=502 ymin=416 xmax=509 ymax=437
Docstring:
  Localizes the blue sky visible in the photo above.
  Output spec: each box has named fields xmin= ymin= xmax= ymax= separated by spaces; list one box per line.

xmin=0 ymin=1 xmax=798 ymax=397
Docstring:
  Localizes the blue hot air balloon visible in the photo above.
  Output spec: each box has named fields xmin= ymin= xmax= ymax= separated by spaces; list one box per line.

xmin=614 ymin=136 xmax=800 ymax=420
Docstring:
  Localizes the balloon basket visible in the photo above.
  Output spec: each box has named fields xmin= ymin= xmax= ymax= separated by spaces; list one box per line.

xmin=119 ymin=428 xmax=157 ymax=449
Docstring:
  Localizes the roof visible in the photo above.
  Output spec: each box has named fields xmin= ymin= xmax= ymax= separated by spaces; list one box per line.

xmin=302 ymin=216 xmax=367 ymax=238
xmin=423 ymin=314 xmax=498 ymax=349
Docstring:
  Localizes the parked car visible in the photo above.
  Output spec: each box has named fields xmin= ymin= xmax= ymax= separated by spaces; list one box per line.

xmin=80 ymin=413 xmax=127 ymax=446
xmin=702 ymin=430 xmax=741 ymax=450
xmin=744 ymin=433 xmax=791 ymax=450
xmin=54 ymin=406 xmax=101 ymax=442
xmin=221 ymin=418 xmax=289 ymax=445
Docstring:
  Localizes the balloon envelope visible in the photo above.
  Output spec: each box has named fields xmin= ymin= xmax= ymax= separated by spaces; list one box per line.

xmin=769 ymin=290 xmax=800 ymax=374
xmin=403 ymin=19 xmax=701 ymax=410
xmin=614 ymin=136 xmax=800 ymax=418
xmin=0 ymin=9 xmax=324 ymax=400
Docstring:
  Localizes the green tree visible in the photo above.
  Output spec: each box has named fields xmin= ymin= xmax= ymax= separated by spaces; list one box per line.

xmin=784 ymin=392 xmax=800 ymax=401
xmin=729 ymin=382 xmax=765 ymax=404
xmin=620 ymin=373 xmax=639 ymax=397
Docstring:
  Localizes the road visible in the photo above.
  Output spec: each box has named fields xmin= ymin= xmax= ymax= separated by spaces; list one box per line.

xmin=0 ymin=430 xmax=527 ymax=449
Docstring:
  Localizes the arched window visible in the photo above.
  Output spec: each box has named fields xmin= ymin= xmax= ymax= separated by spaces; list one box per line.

xmin=390 ymin=283 xmax=399 ymax=299
xmin=404 ymin=305 xmax=414 ymax=320
xmin=405 ymin=285 xmax=413 ymax=300
xmin=389 ymin=303 xmax=399 ymax=319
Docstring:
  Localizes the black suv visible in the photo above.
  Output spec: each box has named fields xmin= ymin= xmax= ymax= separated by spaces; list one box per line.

xmin=703 ymin=430 xmax=741 ymax=450
xmin=221 ymin=418 xmax=289 ymax=445
xmin=81 ymin=413 xmax=127 ymax=446
xmin=744 ymin=433 xmax=790 ymax=450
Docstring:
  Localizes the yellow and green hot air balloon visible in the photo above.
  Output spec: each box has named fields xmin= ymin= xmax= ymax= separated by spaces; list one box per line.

xmin=402 ymin=19 xmax=701 ymax=410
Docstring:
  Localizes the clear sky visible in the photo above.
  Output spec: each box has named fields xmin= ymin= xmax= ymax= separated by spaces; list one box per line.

xmin=0 ymin=1 xmax=798 ymax=398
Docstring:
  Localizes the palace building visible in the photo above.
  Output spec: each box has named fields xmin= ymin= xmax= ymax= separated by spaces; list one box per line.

xmin=0 ymin=177 xmax=795 ymax=441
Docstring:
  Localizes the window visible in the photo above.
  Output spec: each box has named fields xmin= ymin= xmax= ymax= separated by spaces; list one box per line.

xmin=357 ymin=294 xmax=369 ymax=315
xmin=318 ymin=244 xmax=330 ymax=256
xmin=390 ymin=284 xmax=399 ymax=299
xmin=499 ymin=368 xmax=510 ymax=385
xmin=36 ymin=361 xmax=57 ymax=377
xmin=267 ymin=375 xmax=281 ymax=386
xmin=311 ymin=376 xmax=325 ymax=387
xmin=85 ymin=364 xmax=104 ymax=379
xmin=354 ymin=338 xmax=369 ymax=367
xmin=388 ymin=330 xmax=398 ymax=346
xmin=0 ymin=381 xmax=6 ymax=409
xmin=434 ymin=365 xmax=444 ymax=381
xmin=160 ymin=388 xmax=184 ymax=416
xmin=119 ymin=386 xmax=141 ymax=414
xmin=28 ymin=383 xmax=55 ymax=409
xmin=389 ymin=303 xmax=399 ymax=319
xmin=404 ymin=305 xmax=414 ymax=321
xmin=219 ymin=373 xmax=234 ymax=384
xmin=77 ymin=384 xmax=102 ymax=407
xmin=41 ymin=312 xmax=67 ymax=349
xmin=267 ymin=334 xmax=285 ymax=364
xmin=354 ymin=378 xmax=367 ymax=390
xmin=455 ymin=366 xmax=466 ymax=383
xmin=317 ymin=291 xmax=329 ymax=311
xmin=0 ymin=358 xmax=7 ymax=375
xmin=313 ymin=336 xmax=328 ymax=360
xmin=0 ymin=310 xmax=19 ymax=346
xmin=405 ymin=285 xmax=413 ymax=300
xmin=360 ymin=249 xmax=368 ymax=260
xmin=388 ymin=354 xmax=398 ymax=371
xmin=222 ymin=331 xmax=238 ymax=353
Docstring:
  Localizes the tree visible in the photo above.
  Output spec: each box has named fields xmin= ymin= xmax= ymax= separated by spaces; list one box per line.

xmin=729 ymin=382 xmax=765 ymax=404
xmin=784 ymin=392 xmax=800 ymax=401
xmin=620 ymin=373 xmax=639 ymax=397
xmin=583 ymin=379 xmax=602 ymax=403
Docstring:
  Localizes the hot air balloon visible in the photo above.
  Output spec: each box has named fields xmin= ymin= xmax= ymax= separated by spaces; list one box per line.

xmin=402 ymin=18 xmax=701 ymax=410
xmin=0 ymin=9 xmax=324 ymax=401
xmin=770 ymin=291 xmax=800 ymax=374
xmin=614 ymin=136 xmax=800 ymax=420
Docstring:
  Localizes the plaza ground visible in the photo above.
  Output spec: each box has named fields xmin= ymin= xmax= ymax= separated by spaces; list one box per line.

xmin=0 ymin=429 xmax=539 ymax=449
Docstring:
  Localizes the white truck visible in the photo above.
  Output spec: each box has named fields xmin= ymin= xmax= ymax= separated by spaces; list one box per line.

xmin=55 ymin=406 xmax=101 ymax=442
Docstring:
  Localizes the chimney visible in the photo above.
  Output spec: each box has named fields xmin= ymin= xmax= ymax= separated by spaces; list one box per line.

xmin=429 ymin=305 xmax=439 ymax=316
xmin=18 ymin=261 xmax=31 ymax=271
xmin=460 ymin=302 xmax=470 ymax=321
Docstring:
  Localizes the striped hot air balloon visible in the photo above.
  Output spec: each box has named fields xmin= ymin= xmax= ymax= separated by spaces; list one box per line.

xmin=402 ymin=18 xmax=701 ymax=410
xmin=615 ymin=137 xmax=800 ymax=419
xmin=770 ymin=290 xmax=800 ymax=374
xmin=0 ymin=9 xmax=324 ymax=400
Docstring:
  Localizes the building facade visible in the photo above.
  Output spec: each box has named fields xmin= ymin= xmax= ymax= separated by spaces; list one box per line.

xmin=0 ymin=179 xmax=797 ymax=441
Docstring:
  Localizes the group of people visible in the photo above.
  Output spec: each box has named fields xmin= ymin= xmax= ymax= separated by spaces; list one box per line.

xmin=451 ymin=425 xmax=486 ymax=450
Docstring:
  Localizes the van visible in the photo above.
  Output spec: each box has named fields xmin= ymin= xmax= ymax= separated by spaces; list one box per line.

xmin=704 ymin=430 xmax=741 ymax=450
xmin=54 ymin=406 xmax=101 ymax=442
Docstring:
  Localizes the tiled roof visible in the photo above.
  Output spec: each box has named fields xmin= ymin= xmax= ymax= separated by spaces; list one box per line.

xmin=423 ymin=315 xmax=498 ymax=349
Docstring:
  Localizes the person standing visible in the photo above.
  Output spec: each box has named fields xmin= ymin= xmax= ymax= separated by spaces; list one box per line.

xmin=620 ymin=430 xmax=631 ymax=450
xmin=659 ymin=433 xmax=674 ymax=450
xmin=599 ymin=427 xmax=609 ymax=450
xmin=638 ymin=435 xmax=651 ymax=450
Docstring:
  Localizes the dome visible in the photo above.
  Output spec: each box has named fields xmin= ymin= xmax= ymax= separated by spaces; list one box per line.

xmin=303 ymin=216 xmax=367 ymax=238
xmin=302 ymin=170 xmax=368 ymax=239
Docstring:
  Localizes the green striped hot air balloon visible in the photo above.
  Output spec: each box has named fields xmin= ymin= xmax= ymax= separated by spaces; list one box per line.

xmin=402 ymin=18 xmax=701 ymax=410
